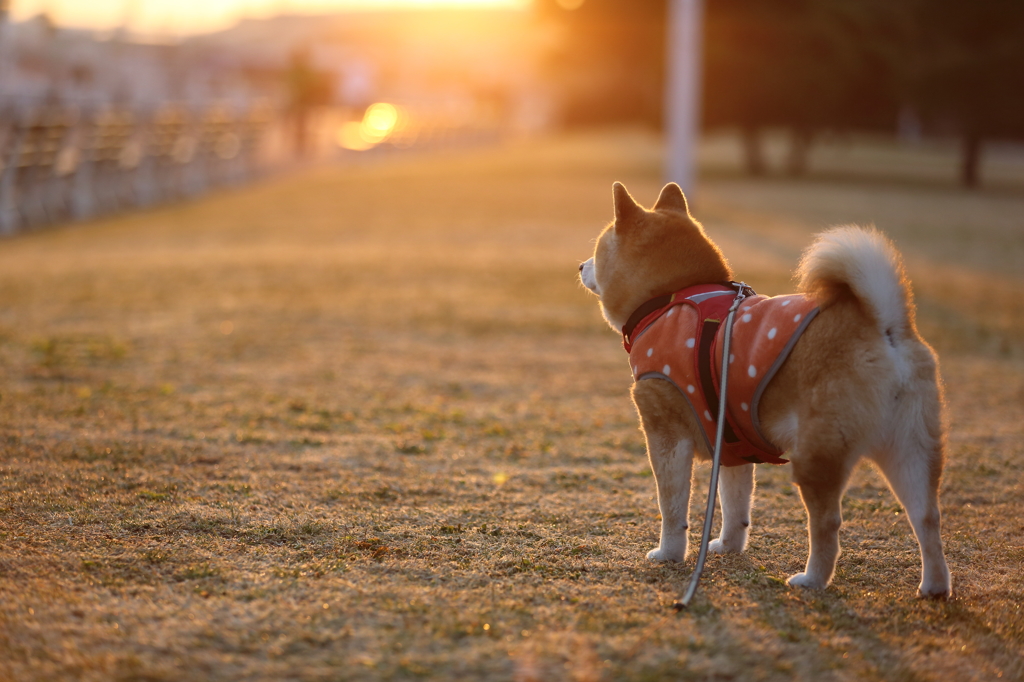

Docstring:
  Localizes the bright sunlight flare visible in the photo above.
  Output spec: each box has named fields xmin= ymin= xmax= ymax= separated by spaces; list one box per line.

xmin=337 ymin=103 xmax=404 ymax=151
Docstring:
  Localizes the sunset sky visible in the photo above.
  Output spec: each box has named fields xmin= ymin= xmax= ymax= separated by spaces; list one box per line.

xmin=8 ymin=0 xmax=531 ymax=36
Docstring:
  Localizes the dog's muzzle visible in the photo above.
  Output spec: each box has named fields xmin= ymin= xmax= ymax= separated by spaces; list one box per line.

xmin=579 ymin=258 xmax=598 ymax=293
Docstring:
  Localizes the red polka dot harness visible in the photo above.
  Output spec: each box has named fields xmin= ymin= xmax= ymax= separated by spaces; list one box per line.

xmin=623 ymin=283 xmax=819 ymax=467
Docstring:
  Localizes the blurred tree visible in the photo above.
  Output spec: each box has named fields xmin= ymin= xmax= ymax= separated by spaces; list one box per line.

xmin=533 ymin=0 xmax=667 ymax=128
xmin=537 ymin=0 xmax=905 ymax=175
xmin=286 ymin=48 xmax=334 ymax=158
xmin=703 ymin=0 xmax=904 ymax=176
xmin=0 ymin=0 xmax=9 ymax=46
xmin=538 ymin=0 xmax=1024 ymax=187
xmin=910 ymin=0 xmax=1024 ymax=187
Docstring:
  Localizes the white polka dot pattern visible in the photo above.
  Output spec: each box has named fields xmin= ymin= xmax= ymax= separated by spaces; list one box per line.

xmin=711 ymin=293 xmax=818 ymax=455
xmin=626 ymin=288 xmax=818 ymax=466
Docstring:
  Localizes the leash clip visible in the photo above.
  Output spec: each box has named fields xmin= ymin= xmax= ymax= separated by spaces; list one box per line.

xmin=727 ymin=281 xmax=754 ymax=312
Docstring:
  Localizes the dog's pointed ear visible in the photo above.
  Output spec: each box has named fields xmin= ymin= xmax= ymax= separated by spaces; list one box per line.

xmin=613 ymin=182 xmax=643 ymax=225
xmin=654 ymin=182 xmax=688 ymax=214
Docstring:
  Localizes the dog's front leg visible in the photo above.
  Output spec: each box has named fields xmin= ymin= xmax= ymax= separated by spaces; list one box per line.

xmin=633 ymin=381 xmax=697 ymax=562
xmin=709 ymin=463 xmax=754 ymax=554
xmin=645 ymin=435 xmax=695 ymax=562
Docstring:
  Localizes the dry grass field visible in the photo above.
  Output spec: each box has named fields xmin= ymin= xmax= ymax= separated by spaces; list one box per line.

xmin=1 ymin=130 xmax=1022 ymax=681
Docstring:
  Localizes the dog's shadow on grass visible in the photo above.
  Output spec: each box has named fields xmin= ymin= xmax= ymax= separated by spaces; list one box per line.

xmin=627 ymin=547 xmax=1020 ymax=679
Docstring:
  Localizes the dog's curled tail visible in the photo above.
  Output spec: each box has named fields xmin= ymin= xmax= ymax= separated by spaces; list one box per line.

xmin=797 ymin=226 xmax=915 ymax=340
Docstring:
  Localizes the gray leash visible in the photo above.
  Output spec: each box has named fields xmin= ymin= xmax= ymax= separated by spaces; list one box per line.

xmin=674 ymin=282 xmax=751 ymax=611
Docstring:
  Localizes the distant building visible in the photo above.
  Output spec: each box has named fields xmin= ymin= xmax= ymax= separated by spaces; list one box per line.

xmin=1 ymin=9 xmax=556 ymax=134
xmin=0 ymin=15 xmax=278 ymax=112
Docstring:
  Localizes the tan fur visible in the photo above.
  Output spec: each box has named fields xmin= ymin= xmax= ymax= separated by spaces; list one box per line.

xmin=590 ymin=183 xmax=732 ymax=331
xmin=580 ymin=183 xmax=951 ymax=598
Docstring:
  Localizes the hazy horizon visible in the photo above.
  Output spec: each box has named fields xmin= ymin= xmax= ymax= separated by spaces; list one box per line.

xmin=7 ymin=0 xmax=532 ymax=37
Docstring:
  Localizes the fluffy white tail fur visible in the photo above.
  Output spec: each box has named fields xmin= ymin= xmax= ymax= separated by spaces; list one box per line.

xmin=797 ymin=226 xmax=913 ymax=339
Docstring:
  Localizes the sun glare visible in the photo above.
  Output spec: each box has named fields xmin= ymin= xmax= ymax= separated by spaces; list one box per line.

xmin=9 ymin=0 xmax=531 ymax=35
xmin=364 ymin=103 xmax=400 ymax=138
xmin=338 ymin=103 xmax=405 ymax=151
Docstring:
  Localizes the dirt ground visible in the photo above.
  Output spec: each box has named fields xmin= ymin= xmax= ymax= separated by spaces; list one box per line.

xmin=1 ymin=130 xmax=1022 ymax=681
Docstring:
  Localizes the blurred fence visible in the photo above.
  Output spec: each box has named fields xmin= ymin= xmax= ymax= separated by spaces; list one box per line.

xmin=0 ymin=100 xmax=511 ymax=235
xmin=0 ymin=103 xmax=278 ymax=234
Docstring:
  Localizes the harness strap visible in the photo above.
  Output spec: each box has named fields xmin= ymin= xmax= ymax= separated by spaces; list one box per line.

xmin=696 ymin=318 xmax=740 ymax=445
xmin=623 ymin=283 xmax=740 ymax=352
xmin=622 ymin=293 xmax=674 ymax=350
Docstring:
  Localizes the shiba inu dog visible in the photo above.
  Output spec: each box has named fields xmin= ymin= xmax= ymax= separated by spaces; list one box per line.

xmin=579 ymin=182 xmax=951 ymax=597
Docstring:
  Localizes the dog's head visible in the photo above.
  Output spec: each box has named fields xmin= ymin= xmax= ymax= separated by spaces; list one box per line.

xmin=579 ymin=182 xmax=732 ymax=331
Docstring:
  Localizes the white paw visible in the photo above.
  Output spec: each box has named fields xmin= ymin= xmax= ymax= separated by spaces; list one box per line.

xmin=708 ymin=538 xmax=743 ymax=555
xmin=786 ymin=572 xmax=828 ymax=590
xmin=918 ymin=580 xmax=951 ymax=600
xmin=647 ymin=547 xmax=685 ymax=562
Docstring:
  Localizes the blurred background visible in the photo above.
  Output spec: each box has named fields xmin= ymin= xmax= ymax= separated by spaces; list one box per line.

xmin=2 ymin=0 xmax=1024 ymax=233
xmin=2 ymin=5 xmax=1024 ymax=677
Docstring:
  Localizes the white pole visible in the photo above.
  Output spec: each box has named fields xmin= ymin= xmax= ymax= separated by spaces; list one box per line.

xmin=664 ymin=0 xmax=704 ymax=196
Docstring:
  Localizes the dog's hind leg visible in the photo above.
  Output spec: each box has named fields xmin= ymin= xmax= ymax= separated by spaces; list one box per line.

xmin=709 ymin=463 xmax=754 ymax=553
xmin=788 ymin=452 xmax=855 ymax=590
xmin=869 ymin=441 xmax=951 ymax=598
xmin=871 ymin=342 xmax=951 ymax=598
